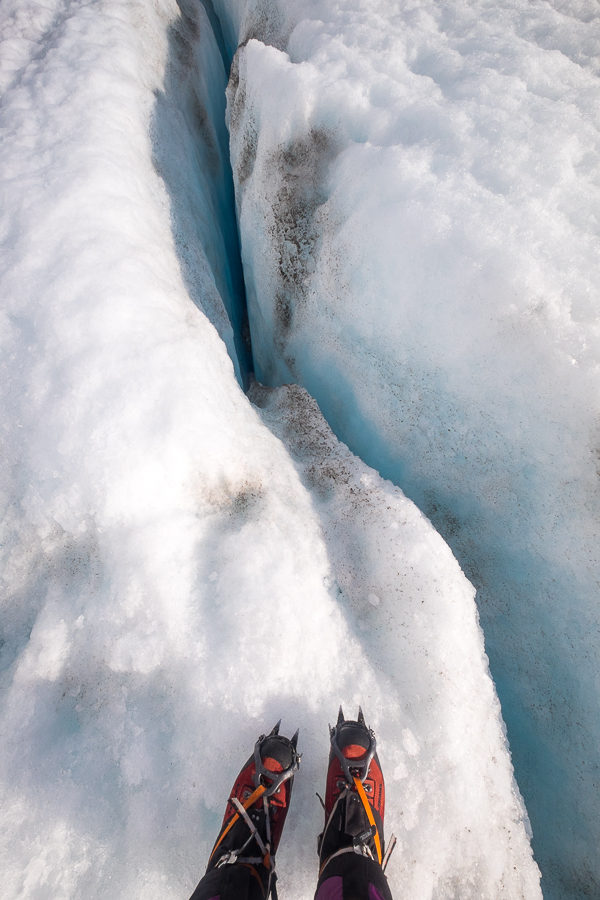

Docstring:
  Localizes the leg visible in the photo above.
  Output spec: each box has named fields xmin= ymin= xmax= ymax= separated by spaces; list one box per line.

xmin=315 ymin=709 xmax=395 ymax=900
xmin=190 ymin=861 xmax=265 ymax=900
xmin=188 ymin=724 xmax=300 ymax=900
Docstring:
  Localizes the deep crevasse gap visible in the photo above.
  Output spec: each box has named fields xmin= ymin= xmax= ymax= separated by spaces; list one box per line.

xmin=152 ymin=0 xmax=253 ymax=386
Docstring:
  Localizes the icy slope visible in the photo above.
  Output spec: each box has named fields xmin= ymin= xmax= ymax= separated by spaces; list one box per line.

xmin=0 ymin=0 xmax=541 ymax=897
xmin=222 ymin=0 xmax=600 ymax=896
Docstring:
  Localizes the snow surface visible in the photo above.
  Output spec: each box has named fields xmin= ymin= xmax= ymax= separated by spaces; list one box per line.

xmin=0 ymin=0 xmax=593 ymax=897
xmin=0 ymin=0 xmax=540 ymax=890
xmin=223 ymin=0 xmax=600 ymax=896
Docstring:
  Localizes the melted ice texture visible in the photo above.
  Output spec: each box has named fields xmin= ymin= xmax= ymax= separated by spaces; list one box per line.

xmin=0 ymin=0 xmax=597 ymax=897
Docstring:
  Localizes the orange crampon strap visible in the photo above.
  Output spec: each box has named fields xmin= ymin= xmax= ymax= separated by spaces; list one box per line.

xmin=353 ymin=776 xmax=382 ymax=865
xmin=208 ymin=783 xmax=267 ymax=865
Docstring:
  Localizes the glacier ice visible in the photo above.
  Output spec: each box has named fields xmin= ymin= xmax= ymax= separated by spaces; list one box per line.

xmin=2 ymin=0 xmax=597 ymax=897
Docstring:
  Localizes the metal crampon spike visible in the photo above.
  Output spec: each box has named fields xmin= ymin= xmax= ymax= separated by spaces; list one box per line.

xmin=337 ymin=706 xmax=345 ymax=726
xmin=291 ymin=728 xmax=299 ymax=750
xmin=357 ymin=706 xmax=365 ymax=726
xmin=269 ymin=719 xmax=281 ymax=736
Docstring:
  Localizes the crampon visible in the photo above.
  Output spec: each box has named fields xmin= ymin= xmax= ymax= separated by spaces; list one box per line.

xmin=205 ymin=722 xmax=300 ymax=899
xmin=317 ymin=707 xmax=396 ymax=880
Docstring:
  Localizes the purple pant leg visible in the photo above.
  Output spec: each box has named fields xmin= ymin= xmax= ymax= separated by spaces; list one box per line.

xmin=315 ymin=876 xmax=344 ymax=899
xmin=369 ymin=886 xmax=388 ymax=900
xmin=316 ymin=875 xmax=389 ymax=900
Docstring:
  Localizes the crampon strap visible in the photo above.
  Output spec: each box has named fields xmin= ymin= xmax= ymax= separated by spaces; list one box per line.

xmin=208 ymin=784 xmax=267 ymax=866
xmin=353 ymin=776 xmax=382 ymax=865
xmin=319 ymin=780 xmax=391 ymax=878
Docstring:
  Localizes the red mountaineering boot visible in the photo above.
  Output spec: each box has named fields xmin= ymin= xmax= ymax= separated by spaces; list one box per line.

xmin=316 ymin=707 xmax=396 ymax=897
xmin=201 ymin=722 xmax=300 ymax=900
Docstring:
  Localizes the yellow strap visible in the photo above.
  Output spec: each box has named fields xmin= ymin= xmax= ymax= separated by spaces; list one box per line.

xmin=208 ymin=783 xmax=267 ymax=864
xmin=353 ymin=776 xmax=382 ymax=865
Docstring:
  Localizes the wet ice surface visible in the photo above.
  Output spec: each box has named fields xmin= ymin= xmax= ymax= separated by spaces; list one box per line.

xmin=0 ymin=0 xmax=596 ymax=897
